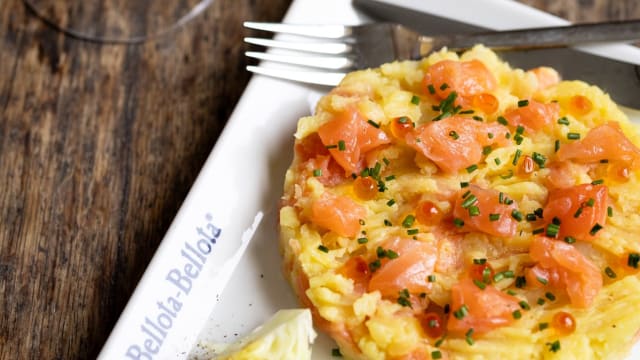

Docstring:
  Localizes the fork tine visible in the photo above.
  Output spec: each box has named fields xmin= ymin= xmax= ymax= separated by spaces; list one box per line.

xmin=245 ymin=51 xmax=354 ymax=70
xmin=244 ymin=37 xmax=351 ymax=55
xmin=247 ymin=65 xmax=344 ymax=86
xmin=243 ymin=22 xmax=350 ymax=39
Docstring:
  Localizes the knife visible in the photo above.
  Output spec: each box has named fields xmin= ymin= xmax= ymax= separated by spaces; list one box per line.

xmin=353 ymin=0 xmax=640 ymax=109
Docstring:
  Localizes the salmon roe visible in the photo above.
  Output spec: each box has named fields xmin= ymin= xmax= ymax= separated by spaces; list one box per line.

xmin=339 ymin=256 xmax=371 ymax=292
xmin=415 ymin=201 xmax=443 ymax=226
xmin=419 ymin=312 xmax=446 ymax=338
xmin=353 ymin=176 xmax=378 ymax=200
xmin=518 ymin=155 xmax=535 ymax=175
xmin=472 ymin=93 xmax=499 ymax=114
xmin=552 ymin=311 xmax=577 ymax=335
xmin=568 ymin=95 xmax=593 ymax=116
xmin=469 ymin=262 xmax=494 ymax=282
xmin=389 ymin=117 xmax=415 ymax=140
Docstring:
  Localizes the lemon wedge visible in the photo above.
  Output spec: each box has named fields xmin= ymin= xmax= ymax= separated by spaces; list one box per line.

xmin=214 ymin=309 xmax=317 ymax=360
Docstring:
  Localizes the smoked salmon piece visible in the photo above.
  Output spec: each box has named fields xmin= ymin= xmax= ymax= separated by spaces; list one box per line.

xmin=543 ymin=183 xmax=608 ymax=241
xmin=368 ymin=237 xmax=437 ymax=299
xmin=453 ymin=184 xmax=519 ymax=237
xmin=317 ymin=108 xmax=391 ymax=175
xmin=310 ymin=192 xmax=366 ymax=237
xmin=408 ymin=116 xmax=510 ymax=173
xmin=557 ymin=122 xmax=640 ymax=167
xmin=503 ymin=100 xmax=559 ymax=132
xmin=424 ymin=59 xmax=497 ymax=100
xmin=527 ymin=236 xmax=603 ymax=308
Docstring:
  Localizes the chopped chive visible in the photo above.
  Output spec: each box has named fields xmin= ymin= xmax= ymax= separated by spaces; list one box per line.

xmin=573 ymin=207 xmax=584 ymax=218
xmin=487 ymin=132 xmax=494 ymax=139
xmin=385 ymin=175 xmax=396 ymax=181
xmin=411 ymin=95 xmax=420 ymax=105
xmin=332 ymin=348 xmax=342 ymax=357
xmin=512 ymin=310 xmax=522 ymax=319
xmin=369 ymin=259 xmax=381 ymax=272
xmin=505 ymin=132 xmax=511 ymax=139
xmin=515 ymin=276 xmax=526 ymax=288
xmin=473 ymin=258 xmax=487 ymax=265
xmin=318 ymin=245 xmax=329 ymax=253
xmin=493 ymin=272 xmax=505 ymax=282
xmin=585 ymin=198 xmax=595 ymax=207
xmin=402 ymin=215 xmax=416 ymax=228
xmin=432 ymin=105 xmax=441 ymax=111
xmin=537 ymin=276 xmax=548 ymax=285
xmin=462 ymin=190 xmax=472 ymax=199
xmin=590 ymin=223 xmax=603 ymax=235
xmin=532 ymin=152 xmax=546 ymax=168
xmin=515 ymin=125 xmax=525 ymax=135
xmin=546 ymin=223 xmax=560 ymax=238
xmin=494 ymin=158 xmax=502 ymax=165
xmin=431 ymin=350 xmax=442 ymax=359
xmin=489 ymin=213 xmax=501 ymax=221
xmin=557 ymin=117 xmax=570 ymax=125
xmin=387 ymin=249 xmax=399 ymax=259
xmin=567 ymin=132 xmax=581 ymax=140
xmin=519 ymin=301 xmax=531 ymax=310
xmin=465 ymin=335 xmax=475 ymax=346
xmin=554 ymin=139 xmax=560 ymax=152
xmin=506 ymin=289 xmax=517 ymax=295
xmin=545 ymin=292 xmax=556 ymax=301
xmin=517 ymin=99 xmax=529 ymax=107
xmin=313 ymin=169 xmax=322 ymax=177
xmin=386 ymin=199 xmax=396 ymax=207
xmin=627 ymin=253 xmax=640 ymax=268
xmin=440 ymin=83 xmax=449 ymax=91
xmin=473 ymin=115 xmax=484 ymax=122
xmin=498 ymin=192 xmax=505 ymax=204
xmin=482 ymin=145 xmax=492 ymax=155
xmin=534 ymin=208 xmax=544 ymax=218
xmin=407 ymin=228 xmax=419 ymax=235
xmin=497 ymin=116 xmax=508 ymax=126
xmin=427 ymin=84 xmax=436 ymax=94
xmin=607 ymin=206 xmax=613 ymax=217
xmin=338 ymin=140 xmax=346 ymax=151
xmin=453 ymin=218 xmax=465 ymax=228
xmin=532 ymin=228 xmax=545 ymax=235
xmin=526 ymin=213 xmax=537 ymax=222
xmin=383 ymin=157 xmax=390 ymax=165
xmin=460 ymin=109 xmax=475 ymax=114
xmin=605 ymin=266 xmax=617 ymax=278
xmin=377 ymin=246 xmax=387 ymax=258
xmin=468 ymin=206 xmax=480 ymax=217
xmin=460 ymin=181 xmax=470 ymax=188
xmin=453 ymin=305 xmax=469 ymax=319
xmin=466 ymin=164 xmax=478 ymax=173
xmin=500 ymin=170 xmax=514 ymax=180
xmin=428 ymin=274 xmax=437 ymax=282
xmin=512 ymin=149 xmax=523 ymax=165
xmin=547 ymin=340 xmax=561 ymax=353
xmin=384 ymin=219 xmax=393 ymax=226
xmin=514 ymin=134 xmax=524 ymax=145
xmin=600 ymin=159 xmax=609 ymax=163
xmin=537 ymin=298 xmax=546 ymax=306
xmin=325 ymin=144 xmax=337 ymax=149
xmin=539 ymin=322 xmax=549 ymax=330
xmin=357 ymin=237 xmax=368 ymax=244
xmin=473 ymin=279 xmax=487 ymax=290
xmin=367 ymin=119 xmax=380 ymax=128
xmin=564 ymin=236 xmax=576 ymax=244
xmin=591 ymin=179 xmax=604 ymax=185
xmin=461 ymin=194 xmax=478 ymax=209
xmin=511 ymin=210 xmax=524 ymax=222
xmin=449 ymin=130 xmax=460 ymax=140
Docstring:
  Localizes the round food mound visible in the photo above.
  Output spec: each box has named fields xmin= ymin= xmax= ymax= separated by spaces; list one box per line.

xmin=279 ymin=45 xmax=640 ymax=360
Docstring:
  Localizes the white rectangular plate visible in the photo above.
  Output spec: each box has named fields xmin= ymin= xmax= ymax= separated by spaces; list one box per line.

xmin=99 ymin=0 xmax=640 ymax=359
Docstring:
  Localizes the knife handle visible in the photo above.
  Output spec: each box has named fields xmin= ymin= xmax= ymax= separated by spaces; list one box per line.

xmin=428 ymin=19 xmax=640 ymax=51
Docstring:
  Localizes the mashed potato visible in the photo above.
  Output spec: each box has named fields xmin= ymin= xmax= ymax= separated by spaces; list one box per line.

xmin=279 ymin=46 xmax=640 ymax=360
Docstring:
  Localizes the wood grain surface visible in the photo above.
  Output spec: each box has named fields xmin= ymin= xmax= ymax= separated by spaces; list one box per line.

xmin=0 ymin=0 xmax=637 ymax=359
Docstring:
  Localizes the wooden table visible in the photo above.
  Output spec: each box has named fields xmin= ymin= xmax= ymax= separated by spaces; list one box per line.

xmin=0 ymin=0 xmax=637 ymax=358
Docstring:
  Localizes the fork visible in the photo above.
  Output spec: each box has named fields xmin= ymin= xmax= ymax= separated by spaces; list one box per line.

xmin=244 ymin=20 xmax=640 ymax=86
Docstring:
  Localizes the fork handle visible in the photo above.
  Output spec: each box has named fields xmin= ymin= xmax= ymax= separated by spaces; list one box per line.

xmin=427 ymin=19 xmax=640 ymax=52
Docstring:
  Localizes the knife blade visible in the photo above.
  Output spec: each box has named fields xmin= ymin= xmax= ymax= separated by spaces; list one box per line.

xmin=353 ymin=0 xmax=640 ymax=109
